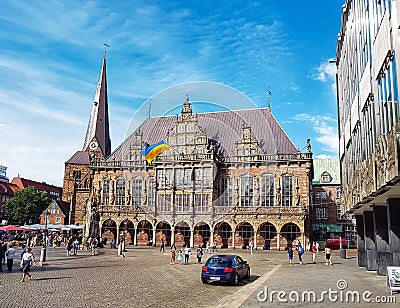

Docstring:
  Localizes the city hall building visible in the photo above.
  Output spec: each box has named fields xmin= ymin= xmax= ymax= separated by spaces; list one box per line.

xmin=62 ymin=54 xmax=313 ymax=249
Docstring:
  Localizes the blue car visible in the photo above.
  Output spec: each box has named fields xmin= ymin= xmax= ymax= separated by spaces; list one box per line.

xmin=201 ymin=254 xmax=250 ymax=285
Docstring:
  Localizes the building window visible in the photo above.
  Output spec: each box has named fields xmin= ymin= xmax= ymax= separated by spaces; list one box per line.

xmin=336 ymin=187 xmax=342 ymax=199
xmin=55 ymin=217 xmax=61 ymax=223
xmin=175 ymin=194 xmax=190 ymax=212
xmin=220 ymin=177 xmax=233 ymax=206
xmin=157 ymin=169 xmax=173 ymax=189
xmin=157 ymin=169 xmax=166 ymax=189
xmin=103 ymin=178 xmax=110 ymax=205
xmin=320 ymin=191 xmax=327 ymax=200
xmin=282 ymin=176 xmax=293 ymax=206
xmin=132 ymin=178 xmax=142 ymax=206
xmin=337 ymin=204 xmax=342 ymax=220
xmin=316 ymin=207 xmax=328 ymax=220
xmin=183 ymin=169 xmax=192 ymax=188
xmin=148 ymin=178 xmax=155 ymax=206
xmin=157 ymin=193 xmax=171 ymax=212
xmin=194 ymin=193 xmax=209 ymax=212
xmin=241 ymin=176 xmax=253 ymax=207
xmin=115 ymin=177 xmax=126 ymax=205
xmin=261 ymin=174 xmax=274 ymax=206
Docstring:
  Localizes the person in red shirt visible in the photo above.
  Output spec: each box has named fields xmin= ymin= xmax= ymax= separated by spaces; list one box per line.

xmin=311 ymin=242 xmax=317 ymax=264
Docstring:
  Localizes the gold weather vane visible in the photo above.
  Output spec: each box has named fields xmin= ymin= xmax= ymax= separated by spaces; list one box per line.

xmin=267 ymin=86 xmax=272 ymax=109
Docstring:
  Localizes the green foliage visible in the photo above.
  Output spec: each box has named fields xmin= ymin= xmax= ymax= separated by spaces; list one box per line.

xmin=3 ymin=186 xmax=50 ymax=224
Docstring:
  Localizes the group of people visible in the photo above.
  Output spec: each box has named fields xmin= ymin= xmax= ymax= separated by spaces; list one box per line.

xmin=0 ymin=242 xmax=36 ymax=282
xmin=168 ymin=244 xmax=206 ymax=265
xmin=287 ymin=241 xmax=333 ymax=265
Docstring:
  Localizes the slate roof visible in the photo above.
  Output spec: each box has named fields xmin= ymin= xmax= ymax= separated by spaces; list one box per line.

xmin=65 ymin=151 xmax=91 ymax=165
xmin=108 ymin=108 xmax=297 ymax=161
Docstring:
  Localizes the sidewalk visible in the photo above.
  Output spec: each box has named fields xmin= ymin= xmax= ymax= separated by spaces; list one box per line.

xmin=217 ymin=249 xmax=398 ymax=307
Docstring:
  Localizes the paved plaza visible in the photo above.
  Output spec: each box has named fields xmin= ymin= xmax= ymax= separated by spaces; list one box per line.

xmin=0 ymin=246 xmax=398 ymax=308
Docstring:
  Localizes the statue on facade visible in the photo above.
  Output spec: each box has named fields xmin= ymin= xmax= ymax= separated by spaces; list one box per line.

xmin=126 ymin=188 xmax=131 ymax=205
xmin=306 ymin=139 xmax=311 ymax=152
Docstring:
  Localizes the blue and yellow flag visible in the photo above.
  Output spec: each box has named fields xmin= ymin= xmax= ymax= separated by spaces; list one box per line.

xmin=141 ymin=140 xmax=170 ymax=163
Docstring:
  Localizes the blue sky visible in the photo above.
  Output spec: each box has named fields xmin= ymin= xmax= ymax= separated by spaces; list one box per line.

xmin=0 ymin=1 xmax=343 ymax=186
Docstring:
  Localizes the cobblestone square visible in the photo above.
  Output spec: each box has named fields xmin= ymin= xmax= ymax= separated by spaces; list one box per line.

xmin=0 ymin=247 xmax=398 ymax=308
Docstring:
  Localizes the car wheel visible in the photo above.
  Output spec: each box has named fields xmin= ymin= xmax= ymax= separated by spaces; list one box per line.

xmin=234 ymin=274 xmax=239 ymax=285
xmin=246 ymin=268 xmax=250 ymax=279
xmin=202 ymin=278 xmax=208 ymax=284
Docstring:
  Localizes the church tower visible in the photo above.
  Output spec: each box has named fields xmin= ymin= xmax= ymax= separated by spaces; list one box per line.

xmin=62 ymin=52 xmax=111 ymax=225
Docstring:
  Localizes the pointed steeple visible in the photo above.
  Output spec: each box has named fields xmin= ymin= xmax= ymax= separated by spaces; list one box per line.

xmin=83 ymin=52 xmax=111 ymax=157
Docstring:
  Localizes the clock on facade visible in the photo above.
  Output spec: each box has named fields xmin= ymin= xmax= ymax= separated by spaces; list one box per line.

xmin=89 ymin=141 xmax=99 ymax=150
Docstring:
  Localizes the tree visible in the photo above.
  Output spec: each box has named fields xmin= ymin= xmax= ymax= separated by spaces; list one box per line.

xmin=3 ymin=186 xmax=50 ymax=224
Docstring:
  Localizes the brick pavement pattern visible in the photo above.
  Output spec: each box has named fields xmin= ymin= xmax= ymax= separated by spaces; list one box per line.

xmin=0 ymin=247 xmax=398 ymax=308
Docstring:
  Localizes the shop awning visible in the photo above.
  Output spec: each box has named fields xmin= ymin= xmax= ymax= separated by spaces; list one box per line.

xmin=312 ymin=224 xmax=342 ymax=233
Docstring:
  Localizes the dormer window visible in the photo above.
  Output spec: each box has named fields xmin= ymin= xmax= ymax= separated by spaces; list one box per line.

xmin=321 ymin=171 xmax=332 ymax=183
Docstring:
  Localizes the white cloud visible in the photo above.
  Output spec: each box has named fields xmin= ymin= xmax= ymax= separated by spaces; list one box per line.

xmin=293 ymin=113 xmax=339 ymax=154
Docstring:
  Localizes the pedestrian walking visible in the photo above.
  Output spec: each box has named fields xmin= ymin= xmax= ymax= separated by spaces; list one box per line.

xmin=73 ymin=237 xmax=79 ymax=255
xmin=66 ymin=238 xmax=73 ymax=256
xmin=324 ymin=247 xmax=332 ymax=265
xmin=311 ymin=242 xmax=317 ymax=263
xmin=287 ymin=246 xmax=294 ymax=265
xmin=205 ymin=241 xmax=210 ymax=253
xmin=249 ymin=240 xmax=254 ymax=254
xmin=0 ymin=242 xmax=6 ymax=272
xmin=296 ymin=244 xmax=304 ymax=265
xmin=184 ymin=245 xmax=191 ymax=264
xmin=20 ymin=247 xmax=36 ymax=283
xmin=196 ymin=246 xmax=203 ymax=263
xmin=160 ymin=239 xmax=165 ymax=252
xmin=177 ymin=249 xmax=183 ymax=265
xmin=5 ymin=244 xmax=17 ymax=271
xmin=170 ymin=245 xmax=176 ymax=265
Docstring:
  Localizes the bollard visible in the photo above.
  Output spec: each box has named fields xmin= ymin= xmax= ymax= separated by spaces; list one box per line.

xmin=340 ymin=249 xmax=347 ymax=259
xmin=122 ymin=240 xmax=126 ymax=252
xmin=118 ymin=243 xmax=122 ymax=256
xmin=40 ymin=247 xmax=47 ymax=264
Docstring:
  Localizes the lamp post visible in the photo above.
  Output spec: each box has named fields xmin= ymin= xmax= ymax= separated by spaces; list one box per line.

xmin=40 ymin=210 xmax=50 ymax=263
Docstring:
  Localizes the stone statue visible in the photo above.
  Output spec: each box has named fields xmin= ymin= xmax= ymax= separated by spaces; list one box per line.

xmin=89 ymin=206 xmax=100 ymax=238
xmin=110 ymin=189 xmax=115 ymax=205
xmin=306 ymin=139 xmax=311 ymax=152
xmin=126 ymin=188 xmax=131 ymax=205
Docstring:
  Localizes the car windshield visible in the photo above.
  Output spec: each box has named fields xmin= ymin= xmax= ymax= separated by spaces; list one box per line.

xmin=206 ymin=258 xmax=232 ymax=267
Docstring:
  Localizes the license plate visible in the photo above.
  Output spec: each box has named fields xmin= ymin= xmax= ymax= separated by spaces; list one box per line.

xmin=210 ymin=276 xmax=220 ymax=280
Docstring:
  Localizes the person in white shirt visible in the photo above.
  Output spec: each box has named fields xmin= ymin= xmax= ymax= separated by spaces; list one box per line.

xmin=5 ymin=244 xmax=17 ymax=271
xmin=20 ymin=247 xmax=36 ymax=282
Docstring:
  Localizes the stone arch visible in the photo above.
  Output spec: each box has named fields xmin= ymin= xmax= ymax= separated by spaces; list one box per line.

xmin=214 ymin=221 xmax=232 ymax=248
xmin=194 ymin=222 xmax=211 ymax=247
xmin=174 ymin=221 xmax=190 ymax=247
xmin=235 ymin=221 xmax=254 ymax=248
xmin=280 ymin=222 xmax=301 ymax=249
xmin=137 ymin=219 xmax=153 ymax=245
xmin=156 ymin=221 xmax=171 ymax=246
xmin=101 ymin=219 xmax=117 ymax=242
xmin=257 ymin=222 xmax=277 ymax=249
xmin=119 ymin=219 xmax=135 ymax=244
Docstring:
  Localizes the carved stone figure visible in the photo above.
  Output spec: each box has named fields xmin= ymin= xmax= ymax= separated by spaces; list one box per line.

xmin=126 ymin=188 xmax=131 ymax=205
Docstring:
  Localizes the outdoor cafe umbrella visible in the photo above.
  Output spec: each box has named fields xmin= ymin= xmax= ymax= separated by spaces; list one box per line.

xmin=0 ymin=225 xmax=29 ymax=231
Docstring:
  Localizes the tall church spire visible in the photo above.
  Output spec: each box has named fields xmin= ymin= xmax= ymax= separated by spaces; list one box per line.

xmin=83 ymin=53 xmax=111 ymax=157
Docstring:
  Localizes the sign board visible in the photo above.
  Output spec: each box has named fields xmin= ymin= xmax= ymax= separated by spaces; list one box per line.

xmin=387 ymin=266 xmax=400 ymax=295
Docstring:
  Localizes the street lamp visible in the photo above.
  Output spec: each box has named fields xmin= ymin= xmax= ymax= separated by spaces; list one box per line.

xmin=40 ymin=210 xmax=50 ymax=263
